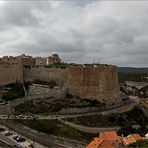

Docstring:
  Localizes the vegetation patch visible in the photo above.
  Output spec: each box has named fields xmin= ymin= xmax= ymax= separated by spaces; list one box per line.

xmin=128 ymin=139 xmax=148 ymax=147
xmin=1 ymin=83 xmax=25 ymax=101
xmin=15 ymin=100 xmax=50 ymax=114
xmin=67 ymin=107 xmax=148 ymax=127
xmin=16 ymin=119 xmax=98 ymax=143
xmin=15 ymin=94 xmax=106 ymax=115
xmin=0 ymin=140 xmax=12 ymax=147
xmin=33 ymin=79 xmax=57 ymax=88
xmin=118 ymin=124 xmax=148 ymax=137
xmin=53 ymin=63 xmax=68 ymax=69
xmin=118 ymin=72 xmax=148 ymax=82
xmin=15 ymin=98 xmax=69 ymax=114
xmin=66 ymin=93 xmax=106 ymax=108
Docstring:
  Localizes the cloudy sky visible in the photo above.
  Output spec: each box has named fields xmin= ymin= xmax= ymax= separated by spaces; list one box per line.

xmin=0 ymin=0 xmax=148 ymax=67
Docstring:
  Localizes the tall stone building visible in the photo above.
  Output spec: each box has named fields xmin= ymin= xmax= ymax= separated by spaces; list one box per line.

xmin=47 ymin=54 xmax=62 ymax=65
xmin=16 ymin=54 xmax=36 ymax=66
xmin=35 ymin=57 xmax=47 ymax=66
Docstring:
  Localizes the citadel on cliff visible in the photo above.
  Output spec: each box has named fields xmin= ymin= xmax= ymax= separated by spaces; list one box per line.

xmin=0 ymin=54 xmax=121 ymax=105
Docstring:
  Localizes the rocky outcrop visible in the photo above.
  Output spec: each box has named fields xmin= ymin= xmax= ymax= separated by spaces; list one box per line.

xmin=28 ymin=84 xmax=65 ymax=99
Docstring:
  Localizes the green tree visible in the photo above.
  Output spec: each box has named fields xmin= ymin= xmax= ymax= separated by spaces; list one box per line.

xmin=128 ymin=139 xmax=148 ymax=147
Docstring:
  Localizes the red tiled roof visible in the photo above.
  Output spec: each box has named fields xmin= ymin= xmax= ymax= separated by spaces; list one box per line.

xmin=122 ymin=133 xmax=142 ymax=146
xmin=87 ymin=138 xmax=118 ymax=148
xmin=87 ymin=137 xmax=103 ymax=148
xmin=131 ymin=134 xmax=142 ymax=141
xmin=100 ymin=141 xmax=115 ymax=148
xmin=122 ymin=136 xmax=135 ymax=146
xmin=87 ymin=131 xmax=122 ymax=148
xmin=100 ymin=131 xmax=119 ymax=141
xmin=87 ymin=131 xmax=142 ymax=148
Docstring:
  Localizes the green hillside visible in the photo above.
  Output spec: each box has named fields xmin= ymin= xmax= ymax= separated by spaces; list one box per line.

xmin=117 ymin=67 xmax=148 ymax=82
xmin=117 ymin=67 xmax=148 ymax=73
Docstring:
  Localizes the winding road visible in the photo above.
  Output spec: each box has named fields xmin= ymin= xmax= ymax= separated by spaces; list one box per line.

xmin=60 ymin=120 xmax=120 ymax=134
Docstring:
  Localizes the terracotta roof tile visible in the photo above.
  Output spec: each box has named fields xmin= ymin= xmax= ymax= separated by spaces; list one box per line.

xmin=87 ymin=131 xmax=123 ymax=148
xmin=100 ymin=141 xmax=115 ymax=148
xmin=122 ymin=136 xmax=135 ymax=146
xmin=122 ymin=133 xmax=142 ymax=146
xmin=100 ymin=131 xmax=119 ymax=141
xmin=87 ymin=137 xmax=103 ymax=148
xmin=131 ymin=134 xmax=142 ymax=141
xmin=87 ymin=131 xmax=143 ymax=148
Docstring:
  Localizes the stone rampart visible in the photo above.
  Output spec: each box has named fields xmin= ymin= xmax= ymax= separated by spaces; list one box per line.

xmin=0 ymin=63 xmax=23 ymax=86
xmin=23 ymin=66 xmax=68 ymax=85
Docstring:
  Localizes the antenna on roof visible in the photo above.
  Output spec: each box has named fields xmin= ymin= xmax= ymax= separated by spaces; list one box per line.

xmin=94 ymin=58 xmax=95 ymax=64
xmin=98 ymin=59 xmax=100 ymax=64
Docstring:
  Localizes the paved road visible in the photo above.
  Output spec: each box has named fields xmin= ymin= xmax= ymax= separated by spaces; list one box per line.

xmin=58 ymin=119 xmax=141 ymax=134
xmin=60 ymin=120 xmax=120 ymax=134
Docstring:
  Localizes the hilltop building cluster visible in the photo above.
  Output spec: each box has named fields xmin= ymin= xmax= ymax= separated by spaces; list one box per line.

xmin=0 ymin=54 xmax=62 ymax=66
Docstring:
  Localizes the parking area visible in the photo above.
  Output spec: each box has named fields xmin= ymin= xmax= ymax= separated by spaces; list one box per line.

xmin=0 ymin=124 xmax=45 ymax=148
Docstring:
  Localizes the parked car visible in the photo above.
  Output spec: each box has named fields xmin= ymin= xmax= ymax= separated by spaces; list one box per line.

xmin=16 ymin=137 xmax=26 ymax=142
xmin=29 ymin=144 xmax=34 ymax=148
xmin=5 ymin=131 xmax=13 ymax=136
xmin=13 ymin=135 xmax=20 ymax=140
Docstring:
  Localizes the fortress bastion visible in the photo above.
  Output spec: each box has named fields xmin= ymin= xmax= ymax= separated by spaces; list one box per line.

xmin=67 ymin=65 xmax=121 ymax=105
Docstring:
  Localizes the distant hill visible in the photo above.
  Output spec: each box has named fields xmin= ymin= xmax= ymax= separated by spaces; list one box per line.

xmin=117 ymin=67 xmax=148 ymax=73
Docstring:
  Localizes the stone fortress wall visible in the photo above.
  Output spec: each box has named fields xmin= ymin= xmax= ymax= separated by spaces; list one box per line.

xmin=23 ymin=66 xmax=68 ymax=86
xmin=0 ymin=63 xmax=121 ymax=105
xmin=0 ymin=63 xmax=23 ymax=86
xmin=67 ymin=65 xmax=120 ymax=105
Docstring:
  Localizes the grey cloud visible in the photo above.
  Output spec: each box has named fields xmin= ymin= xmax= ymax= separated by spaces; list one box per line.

xmin=67 ymin=0 xmax=98 ymax=7
xmin=0 ymin=1 xmax=52 ymax=29
xmin=0 ymin=1 xmax=148 ymax=67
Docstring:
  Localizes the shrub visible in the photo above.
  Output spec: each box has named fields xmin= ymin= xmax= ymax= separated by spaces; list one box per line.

xmin=128 ymin=139 xmax=148 ymax=147
xmin=66 ymin=92 xmax=73 ymax=98
xmin=2 ymin=83 xmax=25 ymax=101
xmin=117 ymin=124 xmax=137 ymax=136
xmin=33 ymin=79 xmax=57 ymax=88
